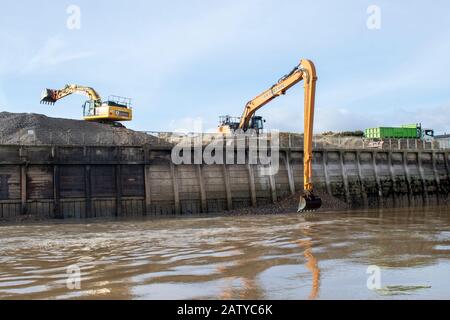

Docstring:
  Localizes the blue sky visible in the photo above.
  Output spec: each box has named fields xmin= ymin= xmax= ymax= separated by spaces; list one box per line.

xmin=1 ymin=0 xmax=450 ymax=134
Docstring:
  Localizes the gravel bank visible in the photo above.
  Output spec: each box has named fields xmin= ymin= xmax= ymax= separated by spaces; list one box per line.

xmin=224 ymin=191 xmax=351 ymax=215
xmin=0 ymin=112 xmax=158 ymax=145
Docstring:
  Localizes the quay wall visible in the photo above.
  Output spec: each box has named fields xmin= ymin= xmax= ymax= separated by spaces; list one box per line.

xmin=0 ymin=145 xmax=449 ymax=219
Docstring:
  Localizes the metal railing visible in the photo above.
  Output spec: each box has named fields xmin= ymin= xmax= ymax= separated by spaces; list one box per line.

xmin=0 ymin=129 xmax=447 ymax=150
xmin=143 ymin=131 xmax=443 ymax=151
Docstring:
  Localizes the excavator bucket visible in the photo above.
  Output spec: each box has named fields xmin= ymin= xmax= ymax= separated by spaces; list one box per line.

xmin=40 ymin=89 xmax=57 ymax=105
xmin=298 ymin=193 xmax=322 ymax=212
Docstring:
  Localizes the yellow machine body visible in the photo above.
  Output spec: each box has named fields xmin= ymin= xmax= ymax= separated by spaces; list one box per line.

xmin=83 ymin=104 xmax=133 ymax=122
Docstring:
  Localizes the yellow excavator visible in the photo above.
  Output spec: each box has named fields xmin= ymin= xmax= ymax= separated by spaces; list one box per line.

xmin=218 ymin=59 xmax=321 ymax=212
xmin=40 ymin=84 xmax=133 ymax=125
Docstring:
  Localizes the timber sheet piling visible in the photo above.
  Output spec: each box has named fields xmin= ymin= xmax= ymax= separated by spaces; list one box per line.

xmin=0 ymin=145 xmax=449 ymax=219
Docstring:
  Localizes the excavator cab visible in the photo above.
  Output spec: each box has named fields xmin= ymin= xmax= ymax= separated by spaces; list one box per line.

xmin=249 ymin=116 xmax=265 ymax=132
xmin=82 ymin=100 xmax=98 ymax=117
xmin=218 ymin=115 xmax=265 ymax=134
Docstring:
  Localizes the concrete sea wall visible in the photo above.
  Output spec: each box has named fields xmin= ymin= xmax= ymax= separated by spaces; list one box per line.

xmin=0 ymin=145 xmax=449 ymax=219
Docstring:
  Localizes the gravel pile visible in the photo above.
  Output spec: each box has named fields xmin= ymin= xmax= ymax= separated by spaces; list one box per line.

xmin=224 ymin=191 xmax=350 ymax=216
xmin=0 ymin=112 xmax=159 ymax=145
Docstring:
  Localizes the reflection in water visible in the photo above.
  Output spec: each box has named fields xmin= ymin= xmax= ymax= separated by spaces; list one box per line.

xmin=297 ymin=224 xmax=320 ymax=300
xmin=0 ymin=206 xmax=449 ymax=299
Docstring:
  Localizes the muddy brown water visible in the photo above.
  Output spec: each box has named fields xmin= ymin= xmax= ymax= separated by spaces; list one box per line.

xmin=0 ymin=207 xmax=449 ymax=300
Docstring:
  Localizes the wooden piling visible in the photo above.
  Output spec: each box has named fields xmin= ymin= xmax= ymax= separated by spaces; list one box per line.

xmin=143 ymin=146 xmax=151 ymax=215
xmin=339 ymin=151 xmax=350 ymax=203
xmin=323 ymin=151 xmax=332 ymax=195
xmin=20 ymin=165 xmax=27 ymax=215
xmin=285 ymin=151 xmax=296 ymax=195
xmin=170 ymin=162 xmax=180 ymax=214
xmin=84 ymin=165 xmax=92 ymax=218
xmin=197 ymin=165 xmax=207 ymax=213
xmin=388 ymin=152 xmax=397 ymax=206
xmin=268 ymin=172 xmax=277 ymax=203
xmin=53 ymin=164 xmax=61 ymax=218
xmin=402 ymin=152 xmax=412 ymax=205
xmin=115 ymin=164 xmax=122 ymax=217
xmin=356 ymin=151 xmax=368 ymax=207
xmin=222 ymin=164 xmax=232 ymax=210
xmin=247 ymin=164 xmax=257 ymax=207
xmin=445 ymin=152 xmax=450 ymax=182
xmin=417 ymin=152 xmax=429 ymax=205
xmin=372 ymin=152 xmax=383 ymax=206
xmin=432 ymin=152 xmax=441 ymax=203
xmin=144 ymin=164 xmax=152 ymax=215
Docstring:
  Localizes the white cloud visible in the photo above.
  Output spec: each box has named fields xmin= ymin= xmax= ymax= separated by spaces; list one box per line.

xmin=396 ymin=103 xmax=450 ymax=134
xmin=260 ymin=97 xmax=450 ymax=134
xmin=259 ymin=100 xmax=376 ymax=134
xmin=110 ymin=1 xmax=261 ymax=77
xmin=22 ymin=36 xmax=95 ymax=73
xmin=0 ymin=31 xmax=30 ymax=75
xmin=321 ymin=36 xmax=450 ymax=107
xmin=314 ymin=107 xmax=377 ymax=133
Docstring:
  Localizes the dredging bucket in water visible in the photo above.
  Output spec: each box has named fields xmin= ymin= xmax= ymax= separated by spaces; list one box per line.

xmin=298 ymin=193 xmax=322 ymax=212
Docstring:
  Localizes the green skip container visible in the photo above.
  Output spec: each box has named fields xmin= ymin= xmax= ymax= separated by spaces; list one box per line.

xmin=364 ymin=126 xmax=420 ymax=139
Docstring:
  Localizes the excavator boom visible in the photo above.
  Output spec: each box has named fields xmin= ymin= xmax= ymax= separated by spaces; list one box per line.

xmin=218 ymin=59 xmax=321 ymax=211
xmin=239 ymin=64 xmax=304 ymax=130
xmin=297 ymin=60 xmax=322 ymax=211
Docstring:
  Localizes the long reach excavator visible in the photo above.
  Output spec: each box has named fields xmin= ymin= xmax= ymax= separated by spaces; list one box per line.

xmin=40 ymin=84 xmax=133 ymax=125
xmin=218 ymin=59 xmax=321 ymax=212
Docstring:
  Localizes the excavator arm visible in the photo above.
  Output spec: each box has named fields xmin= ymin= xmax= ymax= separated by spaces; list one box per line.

xmin=40 ymin=84 xmax=102 ymax=105
xmin=239 ymin=62 xmax=306 ymax=129
xmin=297 ymin=60 xmax=322 ymax=211
xmin=237 ymin=59 xmax=321 ymax=211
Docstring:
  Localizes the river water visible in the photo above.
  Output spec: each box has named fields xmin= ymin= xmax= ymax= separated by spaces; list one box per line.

xmin=0 ymin=206 xmax=449 ymax=300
